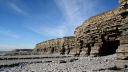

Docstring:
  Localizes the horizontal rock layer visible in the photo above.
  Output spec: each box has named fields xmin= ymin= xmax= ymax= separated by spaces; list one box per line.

xmin=33 ymin=36 xmax=77 ymax=55
xmin=34 ymin=0 xmax=128 ymax=60
xmin=74 ymin=0 xmax=128 ymax=59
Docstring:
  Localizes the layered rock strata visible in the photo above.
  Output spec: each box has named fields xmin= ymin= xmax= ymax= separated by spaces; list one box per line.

xmin=34 ymin=0 xmax=128 ymax=60
xmin=33 ymin=36 xmax=77 ymax=55
xmin=74 ymin=0 xmax=128 ymax=59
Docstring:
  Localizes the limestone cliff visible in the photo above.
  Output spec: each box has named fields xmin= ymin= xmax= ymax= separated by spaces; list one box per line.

xmin=34 ymin=0 xmax=128 ymax=60
xmin=74 ymin=0 xmax=128 ymax=59
xmin=33 ymin=36 xmax=77 ymax=55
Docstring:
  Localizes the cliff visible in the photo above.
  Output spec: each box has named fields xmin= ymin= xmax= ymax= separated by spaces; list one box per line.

xmin=34 ymin=0 xmax=128 ymax=60
xmin=33 ymin=36 xmax=77 ymax=55
xmin=74 ymin=0 xmax=128 ymax=59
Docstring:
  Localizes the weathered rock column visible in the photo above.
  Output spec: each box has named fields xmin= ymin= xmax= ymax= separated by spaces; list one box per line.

xmin=116 ymin=0 xmax=128 ymax=60
xmin=79 ymin=39 xmax=88 ymax=56
xmin=90 ymin=42 xmax=102 ymax=56
xmin=117 ymin=29 xmax=128 ymax=60
xmin=69 ymin=39 xmax=80 ymax=56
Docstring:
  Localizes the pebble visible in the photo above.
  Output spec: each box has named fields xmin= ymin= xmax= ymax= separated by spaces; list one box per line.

xmin=1 ymin=54 xmax=128 ymax=72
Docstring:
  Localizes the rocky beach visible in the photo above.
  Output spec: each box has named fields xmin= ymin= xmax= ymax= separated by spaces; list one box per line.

xmin=0 ymin=54 xmax=128 ymax=72
xmin=0 ymin=0 xmax=128 ymax=72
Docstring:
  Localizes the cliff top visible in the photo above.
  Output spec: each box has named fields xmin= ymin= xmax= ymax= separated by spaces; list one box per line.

xmin=36 ymin=36 xmax=75 ymax=45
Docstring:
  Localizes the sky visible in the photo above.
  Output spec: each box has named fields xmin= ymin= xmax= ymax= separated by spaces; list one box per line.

xmin=0 ymin=0 xmax=119 ymax=51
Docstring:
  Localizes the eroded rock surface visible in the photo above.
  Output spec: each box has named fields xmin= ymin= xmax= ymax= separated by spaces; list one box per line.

xmin=33 ymin=36 xmax=77 ymax=55
xmin=34 ymin=0 xmax=128 ymax=60
xmin=74 ymin=0 xmax=128 ymax=59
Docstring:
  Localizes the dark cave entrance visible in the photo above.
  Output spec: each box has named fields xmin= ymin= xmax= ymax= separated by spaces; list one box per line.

xmin=79 ymin=40 xmax=84 ymax=53
xmin=60 ymin=45 xmax=65 ymax=55
xmin=51 ymin=47 xmax=54 ymax=53
xmin=99 ymin=40 xmax=120 ymax=56
xmin=80 ymin=40 xmax=84 ymax=49
xmin=77 ymin=40 xmax=84 ymax=56
xmin=86 ymin=43 xmax=91 ymax=55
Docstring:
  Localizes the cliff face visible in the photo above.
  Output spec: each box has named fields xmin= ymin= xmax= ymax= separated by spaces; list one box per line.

xmin=34 ymin=0 xmax=128 ymax=60
xmin=74 ymin=0 xmax=128 ymax=59
xmin=33 ymin=36 xmax=77 ymax=55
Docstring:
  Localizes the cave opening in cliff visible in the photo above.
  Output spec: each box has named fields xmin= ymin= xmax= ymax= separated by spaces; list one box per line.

xmin=51 ymin=47 xmax=54 ymax=53
xmin=99 ymin=40 xmax=120 ymax=56
xmin=60 ymin=45 xmax=66 ymax=55
xmin=79 ymin=40 xmax=84 ymax=55
xmin=86 ymin=43 xmax=91 ymax=55
xmin=98 ymin=35 xmax=120 ymax=56
xmin=120 ymin=11 xmax=128 ymax=18
xmin=80 ymin=40 xmax=83 ymax=49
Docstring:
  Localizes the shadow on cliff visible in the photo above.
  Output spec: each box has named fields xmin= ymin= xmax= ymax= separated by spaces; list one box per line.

xmin=98 ymin=35 xmax=120 ymax=56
